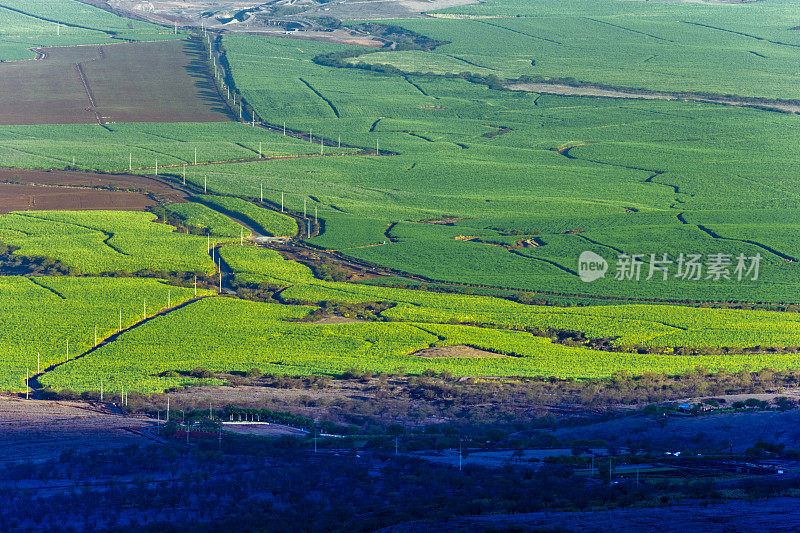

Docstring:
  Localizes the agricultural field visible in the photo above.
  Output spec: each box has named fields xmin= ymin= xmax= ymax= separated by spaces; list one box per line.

xmin=209 ymin=33 xmax=800 ymax=303
xmin=0 ymin=0 xmax=799 ymax=395
xmin=0 ymin=275 xmax=211 ymax=391
xmin=219 ymin=244 xmax=315 ymax=286
xmin=193 ymin=195 xmax=298 ymax=237
xmin=0 ymin=167 xmax=190 ymax=208
xmin=0 ymin=39 xmax=229 ymax=125
xmin=0 ymin=122 xmax=332 ymax=171
xmin=37 ymin=254 xmax=800 ymax=392
xmin=409 ymin=0 xmax=800 ymax=98
xmin=4 ymin=1 xmax=800 ymax=530
xmin=166 ymin=203 xmax=245 ymax=238
xmin=0 ymin=210 xmax=231 ymax=274
xmin=0 ymin=183 xmax=157 ymax=213
xmin=0 ymin=0 xmax=182 ymax=60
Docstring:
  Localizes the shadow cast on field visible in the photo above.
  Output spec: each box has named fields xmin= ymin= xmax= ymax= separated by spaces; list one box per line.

xmin=182 ymin=38 xmax=234 ymax=118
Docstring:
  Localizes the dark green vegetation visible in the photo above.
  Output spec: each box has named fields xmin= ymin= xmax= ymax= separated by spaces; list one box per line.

xmin=203 ymin=20 xmax=800 ymax=303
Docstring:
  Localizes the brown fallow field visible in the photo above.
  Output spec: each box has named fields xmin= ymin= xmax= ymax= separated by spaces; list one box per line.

xmin=0 ymin=168 xmax=188 ymax=213
xmin=0 ymin=37 xmax=232 ymax=125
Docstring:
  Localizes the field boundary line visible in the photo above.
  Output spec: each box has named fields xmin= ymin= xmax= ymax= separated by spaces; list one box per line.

xmin=29 ymin=294 xmax=216 ymax=394
xmin=26 ymin=277 xmax=66 ymax=300
xmin=13 ymin=212 xmax=130 ymax=256
xmin=584 ymin=17 xmax=674 ymax=43
xmin=298 ymin=78 xmax=341 ymax=118
xmin=0 ymin=3 xmax=118 ymax=37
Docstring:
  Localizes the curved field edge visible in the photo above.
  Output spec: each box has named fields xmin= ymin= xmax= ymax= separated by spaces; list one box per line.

xmin=37 ymin=296 xmax=800 ymax=394
xmin=0 ymin=275 xmax=215 ymax=392
xmin=223 ymin=247 xmax=800 ymax=351
xmin=32 ymin=245 xmax=800 ymax=394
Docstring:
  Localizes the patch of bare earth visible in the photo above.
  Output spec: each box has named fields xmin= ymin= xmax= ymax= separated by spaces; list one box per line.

xmin=0 ymin=168 xmax=189 ymax=212
xmin=413 ymin=345 xmax=511 ymax=358
xmin=309 ymin=315 xmax=368 ymax=324
xmin=0 ymin=396 xmax=157 ymax=463
xmin=222 ymin=423 xmax=307 ymax=437
xmin=0 ymin=38 xmax=231 ymax=125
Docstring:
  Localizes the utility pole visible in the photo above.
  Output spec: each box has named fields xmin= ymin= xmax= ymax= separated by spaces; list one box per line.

xmin=194 ymin=147 xmax=197 ymax=166
xmin=183 ymin=164 xmax=186 ymax=185
xmin=66 ymin=338 xmax=69 ymax=361
xmin=118 ymin=309 xmax=122 ymax=332
xmin=204 ymin=175 xmax=207 ymax=193
xmin=194 ymin=276 xmax=197 ymax=296
xmin=259 ymin=141 xmax=262 ymax=158
xmin=155 ymin=159 xmax=158 ymax=176
xmin=129 ymin=153 xmax=132 ymax=171
xmin=260 ymin=183 xmax=263 ymax=202
xmin=281 ymin=192 xmax=284 ymax=212
xmin=166 ymin=396 xmax=170 ymax=422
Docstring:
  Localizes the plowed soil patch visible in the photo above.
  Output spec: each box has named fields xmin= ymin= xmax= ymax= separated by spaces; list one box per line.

xmin=0 ymin=168 xmax=188 ymax=211
xmin=413 ymin=345 xmax=511 ymax=358
xmin=0 ymin=183 xmax=156 ymax=213
xmin=0 ymin=37 xmax=231 ymax=125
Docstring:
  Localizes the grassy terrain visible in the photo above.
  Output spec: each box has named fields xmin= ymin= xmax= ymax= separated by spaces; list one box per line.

xmin=0 ymin=0 xmax=182 ymax=60
xmin=0 ymin=210 xmax=229 ymax=274
xmin=37 ymin=249 xmax=800 ymax=393
xmin=0 ymin=275 xmax=212 ymax=391
xmin=190 ymin=246 xmax=800 ymax=350
xmin=414 ymin=0 xmax=800 ymax=98
xmin=166 ymin=203 xmax=245 ymax=238
xmin=219 ymin=244 xmax=314 ymax=286
xmin=212 ymin=33 xmax=800 ymax=303
xmin=194 ymin=195 xmax=298 ymax=237
xmin=0 ymin=122 xmax=332 ymax=171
